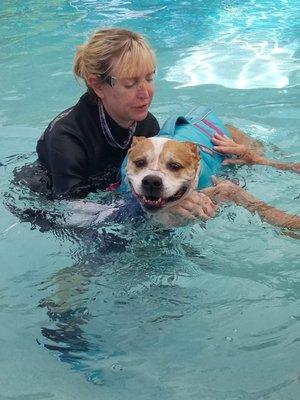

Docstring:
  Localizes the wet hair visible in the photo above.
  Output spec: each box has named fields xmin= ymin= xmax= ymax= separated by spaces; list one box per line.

xmin=73 ymin=27 xmax=156 ymax=88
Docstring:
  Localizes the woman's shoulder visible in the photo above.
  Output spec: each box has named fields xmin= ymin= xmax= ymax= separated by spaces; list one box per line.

xmin=41 ymin=93 xmax=98 ymax=140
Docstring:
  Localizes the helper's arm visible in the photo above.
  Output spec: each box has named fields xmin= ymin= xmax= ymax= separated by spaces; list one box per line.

xmin=212 ymin=133 xmax=300 ymax=173
xmin=201 ymin=177 xmax=300 ymax=230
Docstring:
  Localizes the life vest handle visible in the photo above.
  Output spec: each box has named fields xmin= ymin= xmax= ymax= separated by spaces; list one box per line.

xmin=159 ymin=107 xmax=212 ymax=137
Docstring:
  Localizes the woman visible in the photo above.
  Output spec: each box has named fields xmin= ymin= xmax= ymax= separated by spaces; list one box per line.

xmin=20 ymin=27 xmax=217 ymax=220
xmin=37 ymin=28 xmax=158 ymax=198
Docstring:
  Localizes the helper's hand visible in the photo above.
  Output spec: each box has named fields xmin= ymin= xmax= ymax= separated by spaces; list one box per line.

xmin=212 ymin=133 xmax=263 ymax=165
xmin=168 ymin=190 xmax=219 ymax=221
xmin=201 ymin=176 xmax=242 ymax=203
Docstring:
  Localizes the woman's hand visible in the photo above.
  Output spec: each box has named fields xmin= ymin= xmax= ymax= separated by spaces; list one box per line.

xmin=201 ymin=176 xmax=242 ymax=203
xmin=168 ymin=190 xmax=219 ymax=221
xmin=212 ymin=134 xmax=300 ymax=172
xmin=212 ymin=133 xmax=263 ymax=165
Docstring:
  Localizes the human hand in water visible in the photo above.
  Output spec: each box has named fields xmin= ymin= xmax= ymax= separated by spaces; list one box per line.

xmin=168 ymin=190 xmax=219 ymax=221
xmin=212 ymin=133 xmax=263 ymax=165
xmin=201 ymin=176 xmax=243 ymax=203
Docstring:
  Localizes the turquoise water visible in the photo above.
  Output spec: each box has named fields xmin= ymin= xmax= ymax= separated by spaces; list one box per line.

xmin=1 ymin=1 xmax=300 ymax=399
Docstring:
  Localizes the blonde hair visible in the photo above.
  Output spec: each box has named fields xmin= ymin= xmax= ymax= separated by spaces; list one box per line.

xmin=73 ymin=28 xmax=155 ymax=87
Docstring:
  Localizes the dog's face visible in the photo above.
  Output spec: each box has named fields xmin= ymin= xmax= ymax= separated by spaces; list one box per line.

xmin=126 ymin=137 xmax=200 ymax=213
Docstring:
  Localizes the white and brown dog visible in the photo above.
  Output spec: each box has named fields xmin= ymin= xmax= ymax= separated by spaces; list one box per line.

xmin=124 ymin=136 xmax=300 ymax=229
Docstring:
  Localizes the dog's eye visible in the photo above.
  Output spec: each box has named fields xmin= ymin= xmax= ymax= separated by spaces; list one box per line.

xmin=134 ymin=159 xmax=147 ymax=168
xmin=167 ymin=162 xmax=183 ymax=171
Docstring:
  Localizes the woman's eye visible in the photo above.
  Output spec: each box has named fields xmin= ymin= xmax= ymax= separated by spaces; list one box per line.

xmin=134 ymin=159 xmax=147 ymax=168
xmin=146 ymin=75 xmax=154 ymax=83
xmin=167 ymin=162 xmax=183 ymax=171
xmin=123 ymin=79 xmax=138 ymax=88
xmin=124 ymin=83 xmax=136 ymax=89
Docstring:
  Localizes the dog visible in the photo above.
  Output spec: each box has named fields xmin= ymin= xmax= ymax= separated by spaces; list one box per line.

xmin=123 ymin=135 xmax=300 ymax=229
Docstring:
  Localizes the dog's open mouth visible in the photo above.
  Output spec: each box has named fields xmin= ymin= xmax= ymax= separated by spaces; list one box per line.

xmin=130 ymin=184 xmax=188 ymax=212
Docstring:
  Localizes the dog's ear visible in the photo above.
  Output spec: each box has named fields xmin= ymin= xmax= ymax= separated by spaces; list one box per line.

xmin=184 ymin=142 xmax=201 ymax=163
xmin=131 ymin=136 xmax=147 ymax=147
xmin=128 ymin=136 xmax=147 ymax=156
xmin=128 ymin=136 xmax=147 ymax=155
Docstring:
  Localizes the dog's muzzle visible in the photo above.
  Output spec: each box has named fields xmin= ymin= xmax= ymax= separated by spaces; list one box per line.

xmin=130 ymin=174 xmax=189 ymax=213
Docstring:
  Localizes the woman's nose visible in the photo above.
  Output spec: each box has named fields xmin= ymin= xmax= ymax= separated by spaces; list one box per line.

xmin=136 ymin=81 xmax=151 ymax=99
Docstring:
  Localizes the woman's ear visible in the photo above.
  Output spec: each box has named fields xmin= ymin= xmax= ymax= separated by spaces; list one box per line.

xmin=87 ymin=74 xmax=104 ymax=99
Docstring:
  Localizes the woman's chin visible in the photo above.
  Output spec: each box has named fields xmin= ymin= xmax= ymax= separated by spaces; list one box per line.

xmin=132 ymin=105 xmax=149 ymax=121
xmin=134 ymin=110 xmax=148 ymax=121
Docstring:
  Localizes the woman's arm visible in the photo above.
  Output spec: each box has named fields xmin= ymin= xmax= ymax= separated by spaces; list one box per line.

xmin=40 ymin=128 xmax=92 ymax=198
xmin=202 ymin=177 xmax=300 ymax=229
xmin=212 ymin=133 xmax=300 ymax=173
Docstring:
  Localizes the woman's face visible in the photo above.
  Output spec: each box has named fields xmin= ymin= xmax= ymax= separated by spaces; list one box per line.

xmin=95 ymin=62 xmax=155 ymax=128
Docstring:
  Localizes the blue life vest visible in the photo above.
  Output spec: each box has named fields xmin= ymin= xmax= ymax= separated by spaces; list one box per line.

xmin=119 ymin=107 xmax=231 ymax=192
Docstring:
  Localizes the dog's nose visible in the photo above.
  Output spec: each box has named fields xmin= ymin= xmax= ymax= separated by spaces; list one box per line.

xmin=142 ymin=175 xmax=162 ymax=195
xmin=142 ymin=175 xmax=162 ymax=188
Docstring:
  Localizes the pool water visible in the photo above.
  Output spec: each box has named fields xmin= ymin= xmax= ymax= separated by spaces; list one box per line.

xmin=0 ymin=1 xmax=300 ymax=399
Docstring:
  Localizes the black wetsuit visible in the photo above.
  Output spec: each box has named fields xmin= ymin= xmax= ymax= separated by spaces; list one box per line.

xmin=19 ymin=92 xmax=159 ymax=199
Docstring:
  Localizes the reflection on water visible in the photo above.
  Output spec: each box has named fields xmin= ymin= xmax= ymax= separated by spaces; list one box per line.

xmin=166 ymin=0 xmax=300 ymax=89
xmin=34 ymin=230 xmax=300 ymax=392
